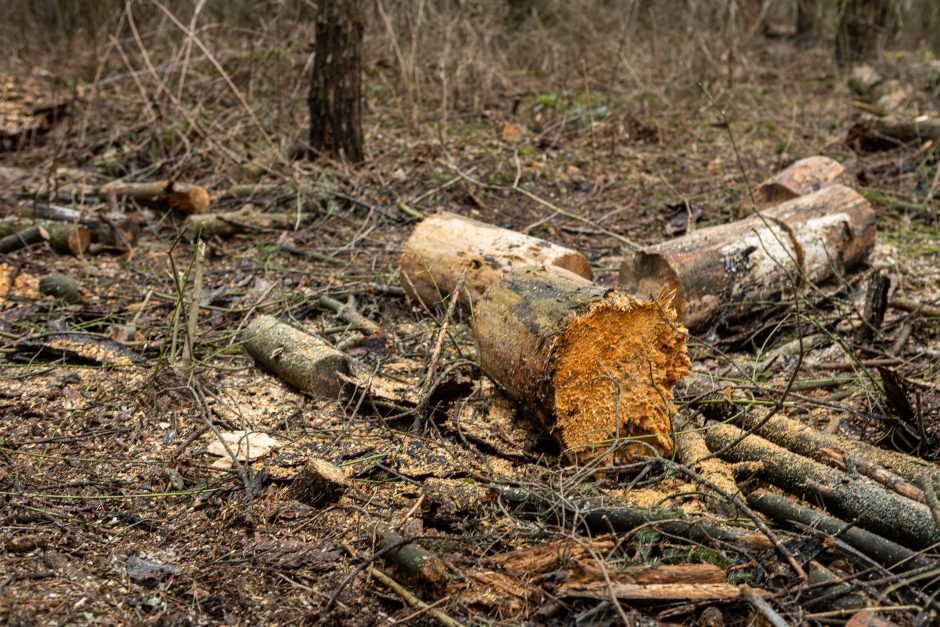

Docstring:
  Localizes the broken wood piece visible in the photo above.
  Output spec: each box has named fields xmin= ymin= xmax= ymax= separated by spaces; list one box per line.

xmin=474 ymin=265 xmax=689 ymax=462
xmin=399 ymin=211 xmax=592 ymax=307
xmin=747 ymin=490 xmax=933 ymax=570
xmin=559 ymin=581 xmax=753 ymax=602
xmin=285 ymin=458 xmax=347 ymax=506
xmin=821 ymin=448 xmax=925 ymax=504
xmin=13 ymin=331 xmax=145 ymax=365
xmin=857 ymin=270 xmax=890 ymax=342
xmin=184 ymin=205 xmax=299 ymax=238
xmin=317 ymin=295 xmax=381 ymax=335
xmin=575 ymin=562 xmax=725 ymax=586
xmin=376 ymin=528 xmax=448 ymax=588
xmin=242 ymin=315 xmax=350 ymax=399
xmin=619 ymin=212 xmax=799 ymax=329
xmin=751 ymin=156 xmax=849 ymax=209
xmin=706 ymin=424 xmax=940 ymax=549
xmin=803 ymin=562 xmax=868 ymax=612
xmin=890 ymin=297 xmax=940 ymax=318
xmin=99 ymin=180 xmax=210 ymax=214
xmin=0 ymin=219 xmax=89 ymax=255
xmin=673 ymin=412 xmax=740 ymax=514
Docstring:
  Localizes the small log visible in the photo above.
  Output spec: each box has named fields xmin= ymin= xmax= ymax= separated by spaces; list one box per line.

xmin=242 ymin=315 xmax=350 ymax=399
xmin=99 ymin=180 xmax=210 ymax=214
xmin=706 ymin=424 xmax=940 ymax=549
xmin=619 ymin=214 xmax=800 ymax=329
xmin=376 ymin=528 xmax=448 ymax=589
xmin=803 ymin=562 xmax=867 ymax=612
xmin=399 ymin=212 xmax=592 ymax=307
xmin=674 ymin=412 xmax=740 ymax=514
xmin=11 ymin=204 xmax=139 ymax=249
xmin=184 ymin=205 xmax=299 ymax=238
xmin=474 ymin=266 xmax=689 ymax=462
xmin=0 ymin=225 xmax=48 ymax=254
xmin=751 ymin=156 xmax=849 ymax=209
xmin=821 ymin=448 xmax=925 ymax=504
xmin=760 ymin=185 xmax=875 ymax=284
xmin=0 ymin=219 xmax=89 ymax=255
xmin=747 ymin=490 xmax=932 ymax=570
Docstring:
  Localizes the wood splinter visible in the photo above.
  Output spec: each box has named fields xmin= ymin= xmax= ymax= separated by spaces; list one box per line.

xmin=474 ymin=265 xmax=689 ymax=463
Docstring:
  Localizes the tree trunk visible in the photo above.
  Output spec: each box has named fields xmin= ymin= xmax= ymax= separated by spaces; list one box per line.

xmin=399 ymin=212 xmax=592 ymax=307
xmin=473 ymin=266 xmax=689 ymax=463
xmin=308 ymin=0 xmax=364 ymax=163
xmin=835 ymin=0 xmax=899 ymax=67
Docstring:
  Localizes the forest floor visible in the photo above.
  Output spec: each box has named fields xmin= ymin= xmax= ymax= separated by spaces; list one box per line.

xmin=1 ymin=35 xmax=939 ymax=626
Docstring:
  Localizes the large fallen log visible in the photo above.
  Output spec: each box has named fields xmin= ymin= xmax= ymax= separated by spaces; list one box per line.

xmin=399 ymin=212 xmax=592 ymax=307
xmin=474 ymin=265 xmax=689 ymax=462
xmin=705 ymin=423 xmax=940 ymax=549
xmin=620 ymin=185 xmax=875 ymax=329
xmin=242 ymin=315 xmax=350 ymax=399
xmin=751 ymin=156 xmax=850 ymax=209
xmin=618 ymin=213 xmax=799 ymax=329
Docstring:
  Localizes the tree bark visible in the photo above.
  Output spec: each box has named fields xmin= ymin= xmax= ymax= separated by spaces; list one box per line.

xmin=751 ymin=156 xmax=849 ymax=209
xmin=474 ymin=266 xmax=689 ymax=463
xmin=399 ymin=212 xmax=592 ymax=307
xmin=705 ymin=423 xmax=940 ymax=549
xmin=308 ymin=0 xmax=364 ymax=163
xmin=242 ymin=315 xmax=350 ymax=399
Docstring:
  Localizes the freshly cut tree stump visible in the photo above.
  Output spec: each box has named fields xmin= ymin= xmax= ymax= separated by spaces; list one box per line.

xmin=474 ymin=265 xmax=689 ymax=463
xmin=100 ymin=180 xmax=210 ymax=214
xmin=761 ymin=184 xmax=875 ymax=284
xmin=619 ymin=215 xmax=800 ymax=329
xmin=400 ymin=212 xmax=592 ymax=307
xmin=751 ymin=156 xmax=849 ymax=208
xmin=184 ymin=206 xmax=299 ymax=239
xmin=242 ymin=315 xmax=349 ymax=399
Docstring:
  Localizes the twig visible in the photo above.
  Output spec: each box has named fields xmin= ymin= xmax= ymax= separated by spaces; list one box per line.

xmin=368 ymin=567 xmax=461 ymax=627
xmin=741 ymin=585 xmax=790 ymax=627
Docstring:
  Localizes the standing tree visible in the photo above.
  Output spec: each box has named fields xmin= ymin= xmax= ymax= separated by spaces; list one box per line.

xmin=835 ymin=0 xmax=899 ymax=67
xmin=308 ymin=0 xmax=364 ymax=163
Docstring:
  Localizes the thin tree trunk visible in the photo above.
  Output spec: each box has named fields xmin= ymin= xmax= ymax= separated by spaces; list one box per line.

xmin=308 ymin=0 xmax=365 ymax=163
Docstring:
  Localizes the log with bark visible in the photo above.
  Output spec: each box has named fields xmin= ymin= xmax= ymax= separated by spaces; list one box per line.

xmin=99 ymin=180 xmax=210 ymax=214
xmin=0 ymin=219 xmax=90 ymax=255
xmin=751 ymin=156 xmax=850 ymax=209
xmin=620 ymin=185 xmax=875 ymax=330
xmin=9 ymin=204 xmax=139 ymax=249
xmin=847 ymin=115 xmax=940 ymax=152
xmin=705 ymin=423 xmax=940 ymax=549
xmin=474 ymin=265 xmax=689 ymax=462
xmin=242 ymin=315 xmax=350 ymax=399
xmin=184 ymin=206 xmax=299 ymax=238
xmin=400 ymin=212 xmax=593 ymax=307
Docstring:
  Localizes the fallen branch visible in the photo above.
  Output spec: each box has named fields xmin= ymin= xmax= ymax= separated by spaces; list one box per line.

xmin=559 ymin=581 xmax=754 ymax=602
xmin=184 ymin=206 xmax=299 ymax=238
xmin=317 ymin=295 xmax=381 ymax=335
xmin=0 ymin=220 xmax=89 ymax=255
xmin=706 ymin=424 xmax=940 ymax=549
xmin=474 ymin=266 xmax=689 ymax=462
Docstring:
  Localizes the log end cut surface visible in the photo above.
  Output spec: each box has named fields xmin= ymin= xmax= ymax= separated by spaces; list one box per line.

xmin=553 ymin=290 xmax=689 ymax=462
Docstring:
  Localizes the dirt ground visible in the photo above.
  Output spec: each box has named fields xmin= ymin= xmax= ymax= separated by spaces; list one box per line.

xmin=1 ymin=12 xmax=940 ymax=626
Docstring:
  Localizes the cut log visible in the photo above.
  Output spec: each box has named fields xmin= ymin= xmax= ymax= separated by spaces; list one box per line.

xmin=10 ymin=204 xmax=139 ymax=249
xmin=0 ymin=225 xmax=48 ymax=254
xmin=619 ymin=214 xmax=800 ymax=329
xmin=751 ymin=156 xmax=849 ymax=209
xmin=558 ymin=581 xmax=752 ymax=602
xmin=705 ymin=423 xmax=940 ymax=549
xmin=242 ymin=315 xmax=350 ymax=399
xmin=0 ymin=219 xmax=89 ymax=255
xmin=474 ymin=265 xmax=689 ymax=462
xmin=620 ymin=185 xmax=875 ymax=330
xmin=184 ymin=206 xmax=299 ymax=238
xmin=759 ymin=185 xmax=875 ymax=284
xmin=285 ymin=458 xmax=348 ymax=506
xmin=399 ymin=212 xmax=593 ymax=307
xmin=99 ymin=180 xmax=210 ymax=214
xmin=376 ymin=528 xmax=448 ymax=588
